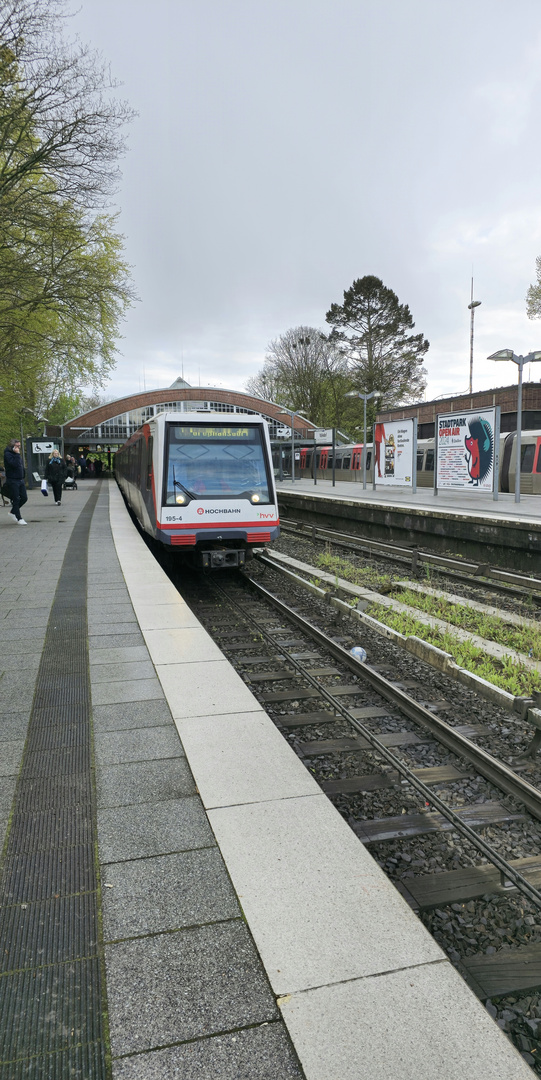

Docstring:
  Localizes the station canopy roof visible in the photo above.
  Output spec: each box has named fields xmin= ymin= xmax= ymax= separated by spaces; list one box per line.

xmin=45 ymin=379 xmax=317 ymax=448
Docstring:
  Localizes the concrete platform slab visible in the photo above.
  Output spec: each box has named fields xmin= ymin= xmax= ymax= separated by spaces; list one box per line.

xmin=143 ymin=626 xmax=225 ymax=665
xmin=158 ymin=660 xmax=260 ymax=718
xmin=98 ymin=796 xmax=214 ymax=862
xmin=87 ymin=621 xmax=140 ymax=637
xmin=89 ymin=645 xmax=150 ymax=666
xmin=280 ymin=962 xmax=533 ymax=1080
xmin=0 ymin=776 xmax=16 ymax=827
xmin=91 ymin=678 xmax=164 ymax=706
xmin=208 ymin=794 xmax=443 ymax=996
xmin=177 ymin=711 xmax=320 ymax=808
xmin=105 ymin=921 xmax=278 ymax=1056
xmin=0 ymin=739 xmax=25 ymax=775
xmin=101 ymin=848 xmax=239 ymax=939
xmin=90 ymin=660 xmax=156 ymax=684
xmin=110 ymin=1023 xmax=304 ymax=1080
xmin=0 ymin=708 xmax=32 ymax=741
xmin=89 ymin=633 xmax=145 ymax=650
xmin=133 ymin=604 xmax=202 ymax=631
xmin=92 ymin=699 xmax=173 ymax=731
xmin=94 ymin=725 xmax=184 ymax=766
xmin=96 ymin=757 xmax=196 ymax=807
xmin=127 ymin=582 xmax=183 ymax=606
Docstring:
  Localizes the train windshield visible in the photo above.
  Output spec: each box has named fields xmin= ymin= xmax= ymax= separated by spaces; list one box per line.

xmin=164 ymin=423 xmax=271 ymax=504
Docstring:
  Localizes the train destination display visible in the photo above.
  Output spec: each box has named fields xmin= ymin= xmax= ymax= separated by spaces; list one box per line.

xmin=374 ymin=418 xmax=415 ymax=487
xmin=436 ymin=407 xmax=497 ymax=492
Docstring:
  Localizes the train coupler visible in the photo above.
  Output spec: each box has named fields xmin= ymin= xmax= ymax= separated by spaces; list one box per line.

xmin=200 ymin=549 xmax=246 ymax=569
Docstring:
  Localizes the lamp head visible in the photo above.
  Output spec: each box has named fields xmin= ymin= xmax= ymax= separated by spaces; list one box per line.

xmin=468 ymin=300 xmax=482 ymax=310
xmin=488 ymin=349 xmax=515 ymax=361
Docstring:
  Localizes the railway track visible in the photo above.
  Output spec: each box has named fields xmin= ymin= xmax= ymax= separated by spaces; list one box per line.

xmin=280 ymin=518 xmax=541 ymax=603
xmin=170 ymin=559 xmax=541 ymax=1069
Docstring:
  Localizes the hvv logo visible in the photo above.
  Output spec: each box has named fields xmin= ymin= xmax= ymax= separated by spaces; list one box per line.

xmin=258 ymin=512 xmax=275 ymax=519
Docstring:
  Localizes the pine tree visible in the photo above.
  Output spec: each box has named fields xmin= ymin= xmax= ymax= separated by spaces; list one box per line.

xmin=326 ymin=276 xmax=429 ymax=407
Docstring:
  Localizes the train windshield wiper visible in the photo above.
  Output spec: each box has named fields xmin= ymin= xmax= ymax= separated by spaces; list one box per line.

xmin=172 ymin=470 xmax=198 ymax=500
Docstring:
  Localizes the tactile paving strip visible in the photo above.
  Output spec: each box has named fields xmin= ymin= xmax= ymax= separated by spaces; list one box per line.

xmin=0 ymin=485 xmax=108 ymax=1077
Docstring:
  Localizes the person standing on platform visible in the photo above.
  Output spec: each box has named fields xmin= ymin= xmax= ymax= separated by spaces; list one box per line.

xmin=45 ymin=449 xmax=67 ymax=505
xmin=3 ymin=439 xmax=28 ymax=524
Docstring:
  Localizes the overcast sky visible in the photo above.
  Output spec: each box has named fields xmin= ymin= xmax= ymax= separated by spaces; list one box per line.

xmin=68 ymin=0 xmax=541 ymax=406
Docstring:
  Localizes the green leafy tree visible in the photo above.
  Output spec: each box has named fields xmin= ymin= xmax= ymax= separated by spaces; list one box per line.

xmin=326 ymin=276 xmax=429 ymax=408
xmin=526 ymin=256 xmax=541 ymax=320
xmin=0 ymin=0 xmax=135 ymax=448
xmin=246 ymin=326 xmax=349 ymax=427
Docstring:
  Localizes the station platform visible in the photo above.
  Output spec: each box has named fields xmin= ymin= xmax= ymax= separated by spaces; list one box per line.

xmin=0 ymin=480 xmax=534 ymax=1079
xmin=276 ymin=477 xmax=541 ymax=571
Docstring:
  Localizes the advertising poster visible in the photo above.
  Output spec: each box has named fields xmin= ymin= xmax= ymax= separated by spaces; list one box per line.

xmin=436 ymin=408 xmax=497 ymax=491
xmin=374 ymin=419 xmax=415 ymax=486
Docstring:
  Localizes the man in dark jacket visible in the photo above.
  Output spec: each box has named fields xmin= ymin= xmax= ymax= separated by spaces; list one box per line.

xmin=45 ymin=449 xmax=68 ymax=505
xmin=3 ymin=439 xmax=28 ymax=524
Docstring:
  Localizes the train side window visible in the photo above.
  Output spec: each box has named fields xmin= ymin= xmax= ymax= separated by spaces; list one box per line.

xmin=366 ymin=451 xmax=372 ymax=470
xmin=417 ymin=451 xmax=424 ymax=471
xmin=342 ymin=457 xmax=351 ymax=470
xmin=536 ymin=439 xmax=541 ymax=472
xmin=335 ymin=457 xmax=342 ymax=469
xmin=521 ymin=444 xmax=535 ymax=473
xmin=425 ymin=450 xmax=434 ymax=471
xmin=146 ymin=436 xmax=153 ymax=489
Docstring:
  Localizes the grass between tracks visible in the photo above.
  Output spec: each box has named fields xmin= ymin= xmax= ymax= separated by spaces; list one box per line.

xmin=314 ymin=551 xmax=541 ymax=698
xmin=392 ymin=587 xmax=541 ymax=662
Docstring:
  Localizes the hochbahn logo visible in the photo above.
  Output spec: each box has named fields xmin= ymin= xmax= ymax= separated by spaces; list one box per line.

xmin=196 ymin=507 xmax=241 ymax=515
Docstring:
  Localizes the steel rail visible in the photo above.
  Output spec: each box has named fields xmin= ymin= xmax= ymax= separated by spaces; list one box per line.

xmin=212 ymin=574 xmax=541 ymax=908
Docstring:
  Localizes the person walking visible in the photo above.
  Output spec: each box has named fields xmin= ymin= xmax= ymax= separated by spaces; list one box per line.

xmin=3 ymin=438 xmax=28 ymax=524
xmin=45 ymin=449 xmax=67 ymax=505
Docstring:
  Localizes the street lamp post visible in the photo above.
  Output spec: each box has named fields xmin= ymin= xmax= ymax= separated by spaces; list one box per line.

xmin=346 ymin=390 xmax=381 ymax=489
xmin=468 ymin=280 xmax=481 ymax=395
xmin=488 ymin=349 xmax=541 ymax=503
xmin=277 ymin=407 xmax=308 ymax=483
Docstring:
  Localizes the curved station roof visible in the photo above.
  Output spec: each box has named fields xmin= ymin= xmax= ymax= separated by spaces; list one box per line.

xmin=47 ymin=378 xmax=316 ymax=448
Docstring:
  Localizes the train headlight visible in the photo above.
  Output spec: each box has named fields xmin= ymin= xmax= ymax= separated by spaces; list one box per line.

xmin=250 ymin=493 xmax=260 ymax=503
xmin=176 ymin=493 xmax=186 ymax=505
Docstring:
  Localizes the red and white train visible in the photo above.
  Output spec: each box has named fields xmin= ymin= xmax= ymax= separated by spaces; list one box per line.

xmin=116 ymin=411 xmax=280 ymax=568
xmin=277 ymin=430 xmax=541 ymax=495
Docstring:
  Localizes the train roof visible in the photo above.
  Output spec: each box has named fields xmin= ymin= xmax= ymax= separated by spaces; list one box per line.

xmin=149 ymin=410 xmax=266 ymax=425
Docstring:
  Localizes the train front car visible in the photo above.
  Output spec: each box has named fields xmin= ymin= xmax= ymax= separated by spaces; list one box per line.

xmin=157 ymin=412 xmax=279 ymax=567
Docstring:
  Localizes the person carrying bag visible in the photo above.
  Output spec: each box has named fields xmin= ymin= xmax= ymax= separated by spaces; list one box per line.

xmin=45 ymin=449 xmax=67 ymax=506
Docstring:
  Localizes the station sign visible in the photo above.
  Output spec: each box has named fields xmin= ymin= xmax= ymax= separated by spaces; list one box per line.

xmin=32 ymin=442 xmax=57 ymax=454
xmin=313 ymin=428 xmax=334 ymax=443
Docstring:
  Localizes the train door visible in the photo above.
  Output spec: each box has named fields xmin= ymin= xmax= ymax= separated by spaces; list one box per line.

xmin=500 ymin=433 xmax=515 ymax=493
xmin=319 ymin=447 xmax=329 ymax=474
xmin=534 ymin=437 xmax=541 ymax=494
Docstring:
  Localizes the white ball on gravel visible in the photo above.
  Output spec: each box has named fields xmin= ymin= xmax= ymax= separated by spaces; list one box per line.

xmin=350 ymin=646 xmax=367 ymax=663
